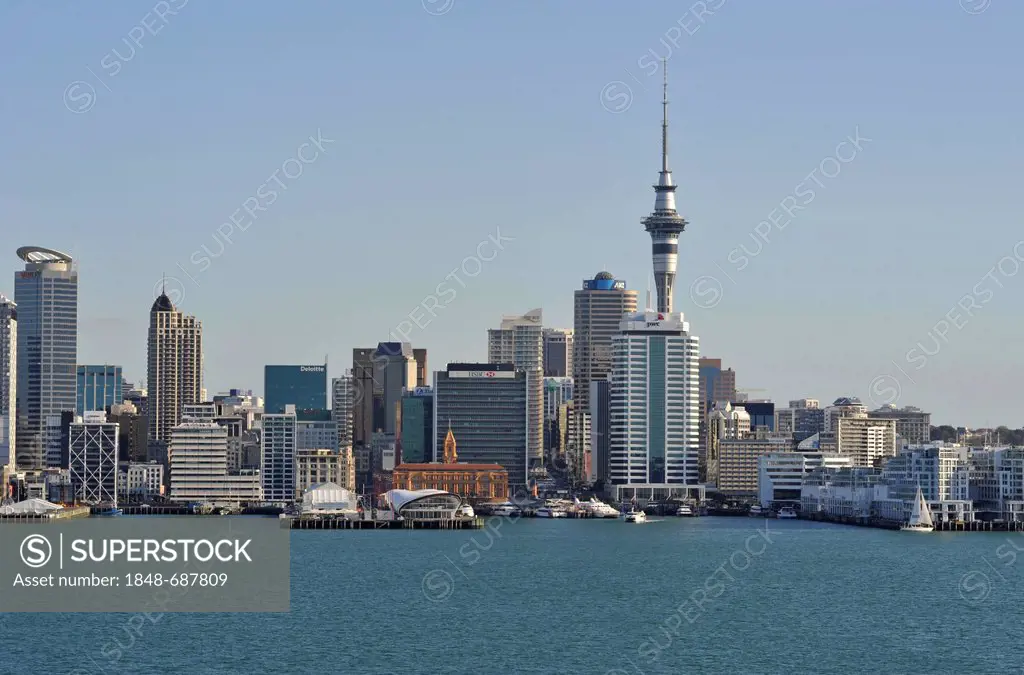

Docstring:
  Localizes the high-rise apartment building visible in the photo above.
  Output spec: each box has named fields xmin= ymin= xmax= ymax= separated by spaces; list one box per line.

xmin=824 ymin=397 xmax=868 ymax=434
xmin=76 ymin=365 xmax=123 ymax=416
xmin=572 ymin=272 xmax=638 ymax=414
xmin=542 ymin=328 xmax=573 ymax=377
xmin=69 ymin=411 xmax=119 ymax=506
xmin=147 ymin=290 xmax=203 ymax=443
xmin=836 ymin=417 xmax=897 ymax=467
xmin=331 ymin=373 xmax=355 ymax=450
xmin=261 ymin=404 xmax=297 ymax=503
xmin=264 ymin=364 xmax=327 ymax=415
xmin=488 ymin=309 xmax=543 ymax=467
xmin=433 ymin=363 xmax=528 ymax=493
xmin=0 ymin=294 xmax=15 ymax=469
xmin=608 ymin=311 xmax=700 ymax=496
xmin=869 ymin=404 xmax=932 ymax=445
xmin=169 ymin=420 xmax=260 ymax=504
xmin=14 ymin=247 xmax=78 ymax=469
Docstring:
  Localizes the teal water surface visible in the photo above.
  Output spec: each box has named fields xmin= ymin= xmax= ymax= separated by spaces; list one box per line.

xmin=2 ymin=517 xmax=1023 ymax=674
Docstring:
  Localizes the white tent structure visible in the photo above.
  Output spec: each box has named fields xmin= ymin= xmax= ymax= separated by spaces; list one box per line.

xmin=0 ymin=498 xmax=63 ymax=516
xmin=300 ymin=483 xmax=358 ymax=514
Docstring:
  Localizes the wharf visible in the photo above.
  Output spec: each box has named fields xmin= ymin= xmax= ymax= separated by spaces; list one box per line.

xmin=0 ymin=505 xmax=90 ymax=522
xmin=801 ymin=512 xmax=1024 ymax=532
xmin=285 ymin=516 xmax=483 ymax=530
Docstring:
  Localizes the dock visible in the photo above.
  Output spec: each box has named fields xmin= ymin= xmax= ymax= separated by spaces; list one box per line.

xmin=284 ymin=516 xmax=483 ymax=530
xmin=0 ymin=505 xmax=90 ymax=522
xmin=800 ymin=511 xmax=1024 ymax=532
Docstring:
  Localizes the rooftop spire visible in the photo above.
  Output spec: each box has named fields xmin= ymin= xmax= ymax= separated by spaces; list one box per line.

xmin=662 ymin=59 xmax=670 ymax=174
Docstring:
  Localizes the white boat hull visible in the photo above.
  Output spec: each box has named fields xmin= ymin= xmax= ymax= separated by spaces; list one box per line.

xmin=900 ymin=524 xmax=934 ymax=532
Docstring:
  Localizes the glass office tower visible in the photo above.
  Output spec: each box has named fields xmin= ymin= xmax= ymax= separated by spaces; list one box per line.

xmin=14 ymin=247 xmax=78 ymax=469
xmin=76 ymin=365 xmax=123 ymax=415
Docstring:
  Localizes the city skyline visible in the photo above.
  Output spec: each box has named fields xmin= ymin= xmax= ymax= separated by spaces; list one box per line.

xmin=2 ymin=2 xmax=1021 ymax=426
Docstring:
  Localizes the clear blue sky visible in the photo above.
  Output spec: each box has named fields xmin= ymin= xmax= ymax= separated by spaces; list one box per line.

xmin=1 ymin=0 xmax=1020 ymax=427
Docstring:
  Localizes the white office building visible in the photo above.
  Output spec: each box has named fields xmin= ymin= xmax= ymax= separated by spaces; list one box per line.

xmin=0 ymin=294 xmax=15 ymax=470
xmin=69 ymin=411 xmax=119 ymax=506
xmin=261 ymin=405 xmax=297 ymax=503
xmin=121 ymin=462 xmax=165 ymax=501
xmin=758 ymin=451 xmax=853 ymax=506
xmin=608 ymin=311 xmax=701 ymax=501
xmin=169 ymin=421 xmax=260 ymax=504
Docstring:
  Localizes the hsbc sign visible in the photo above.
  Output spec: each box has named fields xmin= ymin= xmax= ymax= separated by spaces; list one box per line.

xmin=449 ymin=370 xmax=514 ymax=379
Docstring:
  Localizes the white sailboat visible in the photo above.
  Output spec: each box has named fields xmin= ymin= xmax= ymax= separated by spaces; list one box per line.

xmin=901 ymin=486 xmax=935 ymax=532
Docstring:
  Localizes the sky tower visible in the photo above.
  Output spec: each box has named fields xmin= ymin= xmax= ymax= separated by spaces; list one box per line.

xmin=642 ymin=61 xmax=688 ymax=314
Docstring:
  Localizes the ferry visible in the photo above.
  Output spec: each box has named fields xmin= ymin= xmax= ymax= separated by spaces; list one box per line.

xmin=675 ymin=504 xmax=695 ymax=517
xmin=776 ymin=506 xmax=797 ymax=519
xmin=624 ymin=509 xmax=647 ymax=523
xmin=456 ymin=504 xmax=475 ymax=518
xmin=492 ymin=502 xmax=520 ymax=517
xmin=536 ymin=507 xmax=567 ymax=518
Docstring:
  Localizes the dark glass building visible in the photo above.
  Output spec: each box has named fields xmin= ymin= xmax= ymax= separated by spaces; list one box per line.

xmin=264 ymin=365 xmax=327 ymax=415
xmin=739 ymin=400 xmax=775 ymax=432
xmin=400 ymin=389 xmax=434 ymax=464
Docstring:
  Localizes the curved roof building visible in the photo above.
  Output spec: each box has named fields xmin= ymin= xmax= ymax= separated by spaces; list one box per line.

xmin=382 ymin=489 xmax=461 ymax=519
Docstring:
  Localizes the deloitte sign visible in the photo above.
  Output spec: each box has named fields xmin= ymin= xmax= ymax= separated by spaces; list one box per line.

xmin=300 ymin=366 xmax=325 ymax=372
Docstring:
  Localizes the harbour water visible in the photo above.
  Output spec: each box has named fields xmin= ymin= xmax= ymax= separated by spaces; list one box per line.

xmin=3 ymin=516 xmax=1023 ymax=674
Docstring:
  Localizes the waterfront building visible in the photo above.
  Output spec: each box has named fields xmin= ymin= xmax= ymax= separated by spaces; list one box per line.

xmin=76 ymin=365 xmax=122 ymax=416
xmin=0 ymin=294 xmax=15 ymax=469
xmin=400 ymin=388 xmax=433 ymax=464
xmin=608 ymin=310 xmax=701 ymax=502
xmin=372 ymin=342 xmax=417 ymax=436
xmin=433 ymin=363 xmax=529 ymax=493
xmin=869 ymin=404 xmax=932 ymax=445
xmin=836 ymin=416 xmax=897 ymax=467
xmin=261 ymin=405 xmax=297 ymax=503
xmin=296 ymin=448 xmax=353 ymax=498
xmin=757 ymin=451 xmax=853 ymax=506
xmin=169 ymin=420 xmax=260 ymax=504
xmin=300 ymin=482 xmax=358 ymax=514
xmin=775 ymin=399 xmax=824 ymax=442
xmin=14 ymin=247 xmax=78 ymax=469
xmin=264 ymin=364 xmax=327 ymax=416
xmin=331 ymin=373 xmax=356 ymax=450
xmin=120 ymin=462 xmax=164 ymax=501
xmin=68 ymin=411 xmax=119 ymax=506
xmin=393 ymin=427 xmax=509 ymax=501
xmin=147 ymin=289 xmax=202 ymax=443
xmin=108 ymin=402 xmax=147 ymax=463
xmin=488 ymin=309 xmax=544 ymax=468
xmin=572 ymin=272 xmax=638 ymax=414
xmin=542 ymin=328 xmax=573 ymax=377
xmin=716 ymin=434 xmax=791 ymax=497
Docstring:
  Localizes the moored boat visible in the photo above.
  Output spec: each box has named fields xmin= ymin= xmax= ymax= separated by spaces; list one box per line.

xmin=776 ymin=506 xmax=797 ymax=519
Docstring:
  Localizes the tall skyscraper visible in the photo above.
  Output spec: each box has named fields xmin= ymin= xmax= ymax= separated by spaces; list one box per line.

xmin=331 ymin=373 xmax=355 ymax=449
xmin=352 ymin=348 xmax=375 ymax=446
xmin=642 ymin=65 xmax=687 ymax=314
xmin=261 ymin=404 xmax=297 ymax=503
xmin=413 ymin=348 xmax=428 ymax=388
xmin=400 ymin=388 xmax=433 ymax=464
xmin=487 ymin=309 xmax=543 ymax=467
xmin=542 ymin=328 xmax=573 ymax=377
xmin=609 ymin=311 xmax=700 ymax=495
xmin=373 ymin=342 xmax=417 ymax=435
xmin=264 ymin=364 xmax=327 ymax=415
xmin=572 ymin=272 xmax=638 ymax=414
xmin=433 ymin=363 xmax=528 ymax=492
xmin=147 ymin=289 xmax=203 ymax=443
xmin=0 ymin=294 xmax=15 ymax=469
xmin=76 ymin=365 xmax=123 ymax=415
xmin=15 ymin=246 xmax=79 ymax=469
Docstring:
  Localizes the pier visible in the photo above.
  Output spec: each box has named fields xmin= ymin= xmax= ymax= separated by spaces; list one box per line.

xmin=800 ymin=511 xmax=1024 ymax=532
xmin=285 ymin=516 xmax=483 ymax=530
xmin=0 ymin=505 xmax=90 ymax=522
